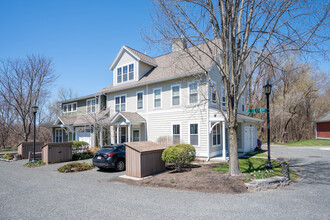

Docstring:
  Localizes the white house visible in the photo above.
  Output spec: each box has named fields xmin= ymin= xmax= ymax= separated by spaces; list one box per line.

xmin=48 ymin=40 xmax=261 ymax=160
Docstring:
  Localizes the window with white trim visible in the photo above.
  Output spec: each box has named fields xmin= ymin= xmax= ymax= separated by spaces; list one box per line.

xmin=172 ymin=124 xmax=180 ymax=144
xmin=211 ymin=88 xmax=217 ymax=104
xmin=221 ymin=86 xmax=226 ymax=108
xmin=154 ymin=88 xmax=161 ymax=108
xmin=190 ymin=123 xmax=198 ymax=146
xmin=62 ymin=102 xmax=77 ymax=113
xmin=117 ymin=63 xmax=134 ymax=84
xmin=115 ymin=95 xmax=126 ymax=112
xmin=189 ymin=82 xmax=198 ymax=104
xmin=86 ymin=99 xmax=96 ymax=113
xmin=137 ymin=92 xmax=143 ymax=110
xmin=212 ymin=123 xmax=221 ymax=146
xmin=172 ymin=85 xmax=180 ymax=106
xmin=55 ymin=128 xmax=63 ymax=143
xmin=129 ymin=64 xmax=134 ymax=80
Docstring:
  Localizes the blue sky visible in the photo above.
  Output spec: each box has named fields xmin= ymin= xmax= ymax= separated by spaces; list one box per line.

xmin=0 ymin=0 xmax=156 ymax=99
xmin=0 ymin=0 xmax=329 ymax=102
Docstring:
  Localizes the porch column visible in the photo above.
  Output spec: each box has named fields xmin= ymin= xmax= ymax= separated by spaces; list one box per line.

xmin=128 ymin=123 xmax=131 ymax=142
xmin=116 ymin=124 xmax=120 ymax=144
xmin=100 ymin=126 xmax=103 ymax=148
xmin=222 ymin=121 xmax=226 ymax=160
xmin=144 ymin=123 xmax=147 ymax=141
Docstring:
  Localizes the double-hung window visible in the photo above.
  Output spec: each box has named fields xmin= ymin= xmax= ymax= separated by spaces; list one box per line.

xmin=189 ymin=82 xmax=198 ymax=104
xmin=117 ymin=68 xmax=122 ymax=83
xmin=115 ymin=95 xmax=126 ymax=112
xmin=116 ymin=64 xmax=134 ymax=84
xmin=221 ymin=86 xmax=226 ymax=108
xmin=212 ymin=89 xmax=217 ymax=104
xmin=190 ymin=123 xmax=199 ymax=146
xmin=172 ymin=85 xmax=180 ymax=106
xmin=172 ymin=124 xmax=180 ymax=144
xmin=154 ymin=88 xmax=162 ymax=108
xmin=86 ymin=99 xmax=96 ymax=113
xmin=212 ymin=123 xmax=221 ymax=146
xmin=129 ymin=64 xmax=134 ymax=80
xmin=137 ymin=91 xmax=143 ymax=110
xmin=55 ymin=128 xmax=63 ymax=143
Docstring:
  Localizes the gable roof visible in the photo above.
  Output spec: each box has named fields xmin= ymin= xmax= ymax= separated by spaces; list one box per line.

xmin=109 ymin=46 xmax=157 ymax=70
xmin=315 ymin=111 xmax=330 ymax=123
xmin=110 ymin=111 xmax=146 ymax=124
xmin=99 ymin=43 xmax=214 ymax=94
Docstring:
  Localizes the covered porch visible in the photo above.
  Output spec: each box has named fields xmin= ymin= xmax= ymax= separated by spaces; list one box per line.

xmin=109 ymin=112 xmax=147 ymax=145
xmin=208 ymin=113 xmax=262 ymax=160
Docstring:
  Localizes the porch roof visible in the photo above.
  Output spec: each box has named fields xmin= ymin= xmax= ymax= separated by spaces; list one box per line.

xmin=110 ymin=112 xmax=146 ymax=124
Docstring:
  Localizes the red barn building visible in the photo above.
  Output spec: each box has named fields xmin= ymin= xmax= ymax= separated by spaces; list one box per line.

xmin=315 ymin=111 xmax=330 ymax=140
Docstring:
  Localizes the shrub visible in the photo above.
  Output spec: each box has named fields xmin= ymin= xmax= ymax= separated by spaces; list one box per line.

xmin=162 ymin=144 xmax=196 ymax=172
xmin=72 ymin=151 xmax=94 ymax=161
xmin=72 ymin=141 xmax=89 ymax=149
xmin=87 ymin=146 xmax=100 ymax=154
xmin=58 ymin=162 xmax=94 ymax=173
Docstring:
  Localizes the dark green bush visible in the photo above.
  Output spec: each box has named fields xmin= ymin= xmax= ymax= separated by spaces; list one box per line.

xmin=58 ymin=162 xmax=94 ymax=173
xmin=162 ymin=144 xmax=196 ymax=172
xmin=72 ymin=152 xmax=94 ymax=161
xmin=72 ymin=141 xmax=89 ymax=149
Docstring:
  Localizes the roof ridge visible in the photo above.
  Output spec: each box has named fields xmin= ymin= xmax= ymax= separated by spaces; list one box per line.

xmin=124 ymin=45 xmax=155 ymax=60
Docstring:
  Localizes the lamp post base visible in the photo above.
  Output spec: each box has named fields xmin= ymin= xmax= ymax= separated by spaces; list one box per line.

xmin=266 ymin=163 xmax=273 ymax=170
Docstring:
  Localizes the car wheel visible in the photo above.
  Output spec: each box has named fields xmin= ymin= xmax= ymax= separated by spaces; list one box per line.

xmin=115 ymin=160 xmax=125 ymax=172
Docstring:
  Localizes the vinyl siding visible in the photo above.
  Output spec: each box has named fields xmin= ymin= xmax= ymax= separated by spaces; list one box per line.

xmin=113 ymin=51 xmax=139 ymax=86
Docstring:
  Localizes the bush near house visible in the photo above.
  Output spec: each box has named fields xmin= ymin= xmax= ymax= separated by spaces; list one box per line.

xmin=58 ymin=162 xmax=94 ymax=173
xmin=72 ymin=141 xmax=89 ymax=149
xmin=162 ymin=144 xmax=196 ymax=172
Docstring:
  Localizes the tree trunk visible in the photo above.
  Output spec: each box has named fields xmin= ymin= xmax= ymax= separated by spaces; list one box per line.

xmin=228 ymin=126 xmax=240 ymax=176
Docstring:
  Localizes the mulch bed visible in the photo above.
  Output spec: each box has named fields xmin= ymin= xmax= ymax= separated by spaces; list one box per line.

xmin=112 ymin=163 xmax=248 ymax=194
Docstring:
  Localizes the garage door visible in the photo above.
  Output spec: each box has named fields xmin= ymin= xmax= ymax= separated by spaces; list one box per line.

xmin=75 ymin=127 xmax=91 ymax=146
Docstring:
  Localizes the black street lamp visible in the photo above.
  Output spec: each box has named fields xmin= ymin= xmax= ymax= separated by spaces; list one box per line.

xmin=263 ymin=82 xmax=272 ymax=170
xmin=32 ymin=105 xmax=38 ymax=162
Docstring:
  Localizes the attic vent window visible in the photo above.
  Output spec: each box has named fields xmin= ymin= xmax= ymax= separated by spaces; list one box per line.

xmin=117 ymin=63 xmax=134 ymax=84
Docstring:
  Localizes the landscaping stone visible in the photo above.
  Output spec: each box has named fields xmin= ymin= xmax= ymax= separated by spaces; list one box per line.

xmin=245 ymin=176 xmax=290 ymax=191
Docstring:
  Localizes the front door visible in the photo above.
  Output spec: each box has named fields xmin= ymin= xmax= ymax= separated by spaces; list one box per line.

xmin=120 ymin=127 xmax=126 ymax=143
xmin=133 ymin=130 xmax=140 ymax=142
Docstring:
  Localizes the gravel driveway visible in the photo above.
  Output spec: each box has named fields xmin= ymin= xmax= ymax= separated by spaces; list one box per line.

xmin=1 ymin=146 xmax=330 ymax=220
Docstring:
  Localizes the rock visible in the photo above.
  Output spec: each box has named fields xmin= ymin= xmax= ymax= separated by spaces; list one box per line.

xmin=245 ymin=176 xmax=290 ymax=191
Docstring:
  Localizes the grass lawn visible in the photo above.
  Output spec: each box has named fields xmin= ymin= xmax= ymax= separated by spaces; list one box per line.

xmin=0 ymin=150 xmax=17 ymax=154
xmin=282 ymin=139 xmax=330 ymax=147
xmin=213 ymin=158 xmax=299 ymax=180
xmin=244 ymin=151 xmax=267 ymax=158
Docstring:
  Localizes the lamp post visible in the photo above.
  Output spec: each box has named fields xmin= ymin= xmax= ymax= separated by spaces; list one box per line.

xmin=263 ymin=82 xmax=272 ymax=170
xmin=32 ymin=105 xmax=38 ymax=162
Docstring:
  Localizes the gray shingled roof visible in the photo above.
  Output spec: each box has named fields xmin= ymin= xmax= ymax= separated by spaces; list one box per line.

xmin=315 ymin=111 xmax=330 ymax=123
xmin=111 ymin=112 xmax=146 ymax=123
xmin=125 ymin=46 xmax=157 ymax=67
xmin=55 ymin=109 xmax=111 ymax=126
xmin=98 ymin=43 xmax=214 ymax=94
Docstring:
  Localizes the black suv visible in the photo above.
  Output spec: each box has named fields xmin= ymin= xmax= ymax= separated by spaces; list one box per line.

xmin=93 ymin=145 xmax=126 ymax=171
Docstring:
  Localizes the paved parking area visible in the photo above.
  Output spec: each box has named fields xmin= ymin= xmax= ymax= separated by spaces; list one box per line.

xmin=1 ymin=146 xmax=330 ymax=220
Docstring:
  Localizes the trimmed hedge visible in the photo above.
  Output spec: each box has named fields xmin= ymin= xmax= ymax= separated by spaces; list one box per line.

xmin=72 ymin=141 xmax=89 ymax=149
xmin=162 ymin=144 xmax=196 ymax=172
xmin=72 ymin=151 xmax=94 ymax=161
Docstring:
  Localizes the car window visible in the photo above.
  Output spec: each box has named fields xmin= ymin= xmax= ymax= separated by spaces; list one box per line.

xmin=118 ymin=146 xmax=125 ymax=152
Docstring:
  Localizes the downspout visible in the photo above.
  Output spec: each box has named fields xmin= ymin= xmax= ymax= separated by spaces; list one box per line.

xmin=206 ymin=76 xmax=210 ymax=161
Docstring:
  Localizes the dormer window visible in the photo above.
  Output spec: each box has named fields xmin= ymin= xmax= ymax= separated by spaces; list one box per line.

xmin=117 ymin=63 xmax=134 ymax=84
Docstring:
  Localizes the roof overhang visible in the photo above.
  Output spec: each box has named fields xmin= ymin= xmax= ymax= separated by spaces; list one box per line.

xmin=109 ymin=46 xmax=157 ymax=71
xmin=110 ymin=112 xmax=130 ymax=124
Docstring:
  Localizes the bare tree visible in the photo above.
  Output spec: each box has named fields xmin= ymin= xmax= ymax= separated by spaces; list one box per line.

xmin=148 ymin=0 xmax=329 ymax=175
xmin=0 ymin=55 xmax=57 ymax=142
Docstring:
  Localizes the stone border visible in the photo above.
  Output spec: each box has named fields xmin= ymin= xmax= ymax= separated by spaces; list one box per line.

xmin=245 ymin=176 xmax=290 ymax=191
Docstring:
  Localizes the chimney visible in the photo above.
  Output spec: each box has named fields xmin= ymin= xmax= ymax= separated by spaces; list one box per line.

xmin=172 ymin=38 xmax=187 ymax=52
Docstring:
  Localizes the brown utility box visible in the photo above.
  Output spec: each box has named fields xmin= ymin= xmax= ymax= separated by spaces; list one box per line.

xmin=42 ymin=142 xmax=73 ymax=164
xmin=125 ymin=141 xmax=166 ymax=178
xmin=17 ymin=142 xmax=44 ymax=159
